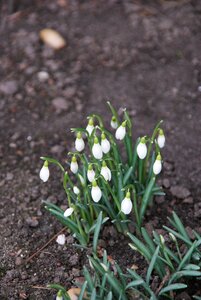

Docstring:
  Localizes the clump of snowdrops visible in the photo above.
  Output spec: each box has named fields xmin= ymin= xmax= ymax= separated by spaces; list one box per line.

xmin=39 ymin=102 xmax=165 ymax=245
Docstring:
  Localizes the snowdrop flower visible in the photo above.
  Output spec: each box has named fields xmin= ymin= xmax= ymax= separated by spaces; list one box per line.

xmin=87 ymin=164 xmax=95 ymax=182
xmin=160 ymin=235 xmax=165 ymax=245
xmin=91 ymin=180 xmax=102 ymax=202
xmin=73 ymin=186 xmax=80 ymax=195
xmin=121 ymin=191 xmax=133 ymax=215
xmin=137 ymin=137 xmax=147 ymax=159
xmin=39 ymin=160 xmax=50 ymax=182
xmin=70 ymin=156 xmax=78 ymax=174
xmin=56 ymin=234 xmax=66 ymax=245
xmin=86 ymin=118 xmax=94 ymax=136
xmin=100 ymin=161 xmax=111 ymax=181
xmin=64 ymin=207 xmax=74 ymax=217
xmin=75 ymin=132 xmax=85 ymax=152
xmin=101 ymin=133 xmax=110 ymax=154
xmin=115 ymin=121 xmax=126 ymax=140
xmin=157 ymin=129 xmax=165 ymax=149
xmin=153 ymin=154 xmax=162 ymax=175
xmin=78 ymin=174 xmax=85 ymax=186
xmin=110 ymin=116 xmax=118 ymax=129
xmin=169 ymin=232 xmax=176 ymax=242
xmin=56 ymin=290 xmax=63 ymax=300
xmin=92 ymin=136 xmax=103 ymax=159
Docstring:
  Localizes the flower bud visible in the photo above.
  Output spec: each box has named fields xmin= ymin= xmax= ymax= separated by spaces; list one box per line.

xmin=160 ymin=235 xmax=165 ymax=245
xmin=137 ymin=137 xmax=147 ymax=159
xmin=110 ymin=116 xmax=118 ymax=129
xmin=70 ymin=156 xmax=78 ymax=174
xmin=64 ymin=207 xmax=74 ymax=217
xmin=56 ymin=290 xmax=63 ymax=300
xmin=78 ymin=174 xmax=85 ymax=186
xmin=39 ymin=160 xmax=50 ymax=182
xmin=75 ymin=132 xmax=85 ymax=152
xmin=86 ymin=118 xmax=94 ymax=136
xmin=157 ymin=129 xmax=165 ymax=148
xmin=100 ymin=161 xmax=111 ymax=181
xmin=101 ymin=133 xmax=111 ymax=154
xmin=92 ymin=137 xmax=103 ymax=159
xmin=73 ymin=186 xmax=80 ymax=195
xmin=115 ymin=121 xmax=126 ymax=140
xmin=56 ymin=234 xmax=66 ymax=245
xmin=121 ymin=191 xmax=133 ymax=215
xmin=87 ymin=164 xmax=95 ymax=182
xmin=153 ymin=154 xmax=162 ymax=175
xmin=91 ymin=180 xmax=102 ymax=202
xmin=169 ymin=232 xmax=176 ymax=242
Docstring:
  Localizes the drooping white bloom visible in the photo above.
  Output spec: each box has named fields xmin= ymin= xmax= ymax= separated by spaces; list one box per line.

xmin=64 ymin=207 xmax=74 ymax=217
xmin=73 ymin=186 xmax=80 ymax=195
xmin=56 ymin=234 xmax=66 ymax=245
xmin=100 ymin=161 xmax=111 ymax=181
xmin=70 ymin=156 xmax=78 ymax=174
xmin=157 ymin=129 xmax=165 ymax=148
xmin=137 ymin=137 xmax=147 ymax=160
xmin=75 ymin=132 xmax=85 ymax=152
xmin=56 ymin=291 xmax=63 ymax=300
xmin=121 ymin=191 xmax=133 ymax=215
xmin=115 ymin=121 xmax=126 ymax=140
xmin=101 ymin=133 xmax=111 ymax=154
xmin=87 ymin=164 xmax=95 ymax=182
xmin=92 ymin=137 xmax=103 ymax=159
xmin=91 ymin=180 xmax=102 ymax=202
xmin=86 ymin=118 xmax=94 ymax=136
xmin=78 ymin=174 xmax=85 ymax=186
xmin=110 ymin=116 xmax=118 ymax=129
xmin=39 ymin=160 xmax=50 ymax=182
xmin=153 ymin=154 xmax=162 ymax=175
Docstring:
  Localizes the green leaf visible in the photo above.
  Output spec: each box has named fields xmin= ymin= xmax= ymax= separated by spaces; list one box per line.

xmin=78 ymin=281 xmax=87 ymax=300
xmin=139 ymin=176 xmax=156 ymax=224
xmin=178 ymin=242 xmax=197 ymax=271
xmin=123 ymin=166 xmax=134 ymax=185
xmin=126 ymin=279 xmax=144 ymax=289
xmin=128 ymin=233 xmax=152 ymax=260
xmin=183 ymin=264 xmax=200 ymax=271
xmin=93 ymin=211 xmax=103 ymax=253
xmin=172 ymin=212 xmax=191 ymax=242
xmin=159 ymin=283 xmax=187 ymax=295
xmin=146 ymin=246 xmax=160 ymax=285
xmin=83 ymin=266 xmax=94 ymax=292
xmin=106 ymin=291 xmax=113 ymax=300
xmin=90 ymin=288 xmax=96 ymax=300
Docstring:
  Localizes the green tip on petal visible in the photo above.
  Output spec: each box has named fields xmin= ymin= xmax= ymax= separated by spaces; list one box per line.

xmin=157 ymin=153 xmax=162 ymax=160
xmin=72 ymin=156 xmax=77 ymax=162
xmin=112 ymin=116 xmax=116 ymax=122
xmin=88 ymin=164 xmax=93 ymax=170
xmin=101 ymin=132 xmax=106 ymax=140
xmin=126 ymin=191 xmax=130 ymax=198
xmin=57 ymin=290 xmax=63 ymax=297
xmin=94 ymin=136 xmax=99 ymax=144
xmin=92 ymin=180 xmax=97 ymax=187
xmin=77 ymin=131 xmax=82 ymax=139
xmin=122 ymin=120 xmax=127 ymax=127
xmin=88 ymin=118 xmax=94 ymax=126
xmin=140 ymin=137 xmax=146 ymax=144
xmin=159 ymin=129 xmax=164 ymax=136
xmin=44 ymin=160 xmax=48 ymax=167
xmin=102 ymin=160 xmax=107 ymax=167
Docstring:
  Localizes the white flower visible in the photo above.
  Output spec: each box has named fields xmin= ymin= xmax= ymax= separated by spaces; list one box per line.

xmin=137 ymin=137 xmax=147 ymax=159
xmin=101 ymin=133 xmax=110 ymax=154
xmin=56 ymin=234 xmax=66 ymax=245
xmin=64 ymin=207 xmax=74 ymax=217
xmin=115 ymin=121 xmax=126 ymax=140
xmin=56 ymin=291 xmax=63 ymax=300
xmin=160 ymin=235 xmax=165 ymax=245
xmin=153 ymin=154 xmax=162 ymax=175
xmin=78 ymin=174 xmax=85 ymax=186
xmin=87 ymin=164 xmax=95 ymax=182
xmin=157 ymin=129 xmax=165 ymax=148
xmin=92 ymin=137 xmax=103 ymax=159
xmin=70 ymin=156 xmax=78 ymax=174
xmin=86 ymin=118 xmax=94 ymax=136
xmin=39 ymin=160 xmax=50 ymax=182
xmin=91 ymin=180 xmax=102 ymax=202
xmin=121 ymin=191 xmax=133 ymax=215
xmin=110 ymin=116 xmax=118 ymax=129
xmin=75 ymin=132 xmax=85 ymax=152
xmin=100 ymin=161 xmax=111 ymax=181
xmin=73 ymin=186 xmax=80 ymax=195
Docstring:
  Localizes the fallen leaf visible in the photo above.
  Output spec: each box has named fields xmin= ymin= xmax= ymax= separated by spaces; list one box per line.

xmin=67 ymin=288 xmax=88 ymax=300
xmin=39 ymin=28 xmax=66 ymax=50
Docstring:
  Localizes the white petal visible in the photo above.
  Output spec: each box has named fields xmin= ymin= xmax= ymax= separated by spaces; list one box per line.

xmin=70 ymin=161 xmax=78 ymax=174
xmin=100 ymin=166 xmax=111 ymax=181
xmin=75 ymin=138 xmax=85 ymax=152
xmin=101 ymin=139 xmax=111 ymax=154
xmin=153 ymin=160 xmax=162 ymax=175
xmin=39 ymin=166 xmax=50 ymax=182
xmin=86 ymin=124 xmax=94 ymax=136
xmin=137 ymin=143 xmax=147 ymax=159
xmin=78 ymin=174 xmax=85 ymax=186
xmin=73 ymin=186 xmax=80 ymax=194
xmin=92 ymin=143 xmax=103 ymax=159
xmin=87 ymin=169 xmax=95 ymax=182
xmin=111 ymin=120 xmax=118 ymax=129
xmin=121 ymin=198 xmax=133 ymax=214
xmin=115 ymin=126 xmax=126 ymax=140
xmin=157 ymin=135 xmax=165 ymax=148
xmin=56 ymin=234 xmax=66 ymax=245
xmin=64 ymin=207 xmax=74 ymax=217
xmin=56 ymin=296 xmax=63 ymax=300
xmin=91 ymin=186 xmax=102 ymax=202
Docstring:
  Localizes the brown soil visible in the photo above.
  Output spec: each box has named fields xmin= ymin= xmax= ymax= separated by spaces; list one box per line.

xmin=0 ymin=0 xmax=201 ymax=299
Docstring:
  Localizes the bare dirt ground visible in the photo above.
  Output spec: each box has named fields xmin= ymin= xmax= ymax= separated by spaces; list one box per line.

xmin=0 ymin=0 xmax=201 ymax=299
